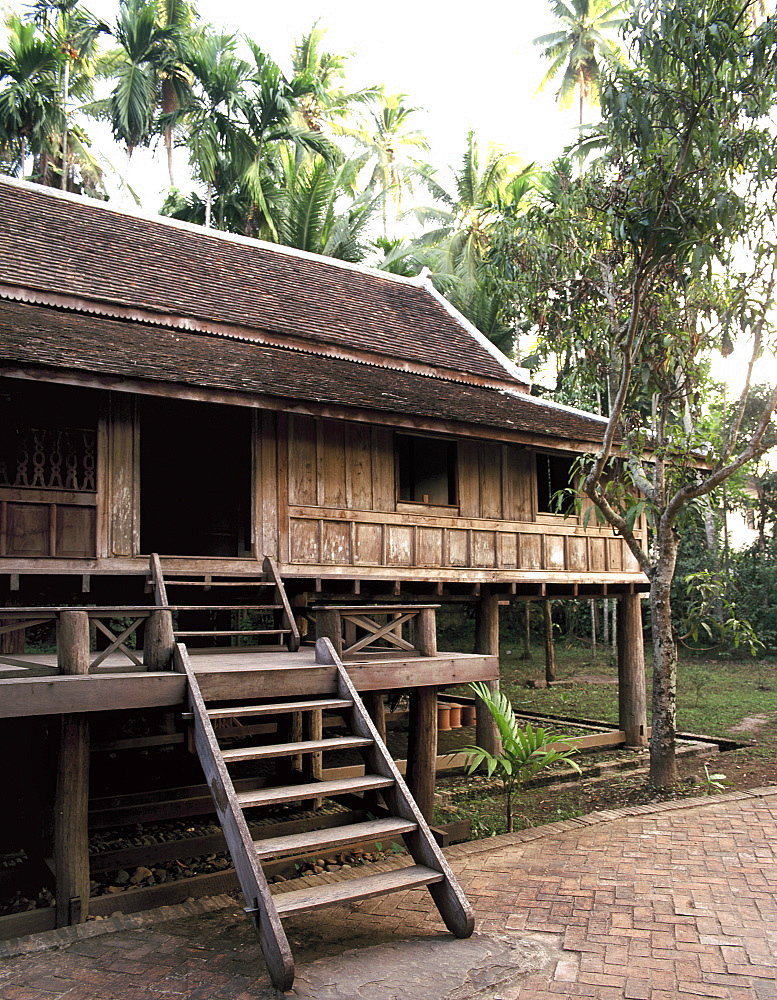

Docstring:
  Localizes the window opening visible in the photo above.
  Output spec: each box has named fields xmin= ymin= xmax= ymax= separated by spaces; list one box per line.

xmin=396 ymin=434 xmax=457 ymax=506
xmin=536 ymin=453 xmax=577 ymax=516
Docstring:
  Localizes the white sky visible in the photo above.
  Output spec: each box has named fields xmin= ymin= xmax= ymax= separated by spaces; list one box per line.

xmin=81 ymin=0 xmax=581 ymax=207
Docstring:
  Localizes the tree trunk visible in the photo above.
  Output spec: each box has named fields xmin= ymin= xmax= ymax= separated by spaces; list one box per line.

xmin=649 ymin=536 xmax=679 ymax=787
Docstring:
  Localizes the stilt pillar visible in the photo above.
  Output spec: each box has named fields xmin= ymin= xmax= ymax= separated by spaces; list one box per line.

xmin=54 ymin=611 xmax=91 ymax=927
xmin=405 ymin=686 xmax=437 ymax=822
xmin=474 ymin=588 xmax=501 ymax=755
xmin=618 ymin=594 xmax=648 ymax=747
xmin=363 ymin=691 xmax=387 ymax=741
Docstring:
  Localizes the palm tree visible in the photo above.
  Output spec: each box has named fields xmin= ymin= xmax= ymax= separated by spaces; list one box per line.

xmin=0 ymin=15 xmax=63 ymax=177
xmin=341 ymin=91 xmax=429 ymax=238
xmin=535 ymin=0 xmax=629 ymax=126
xmin=107 ymin=0 xmax=178 ymax=160
xmin=29 ymin=0 xmax=107 ymax=189
xmin=290 ymin=21 xmax=379 ymax=134
xmin=180 ymin=31 xmax=253 ymax=228
xmin=400 ymin=132 xmax=536 ymax=353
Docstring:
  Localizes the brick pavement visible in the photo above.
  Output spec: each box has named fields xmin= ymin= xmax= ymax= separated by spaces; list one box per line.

xmin=0 ymin=786 xmax=775 ymax=999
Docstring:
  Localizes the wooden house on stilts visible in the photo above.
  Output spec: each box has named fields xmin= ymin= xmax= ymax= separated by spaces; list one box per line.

xmin=0 ymin=177 xmax=648 ymax=988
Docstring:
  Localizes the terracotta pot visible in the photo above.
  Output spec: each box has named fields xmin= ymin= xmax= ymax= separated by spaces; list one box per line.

xmin=462 ymin=705 xmax=477 ymax=726
xmin=448 ymin=704 xmax=462 ymax=728
xmin=437 ymin=704 xmax=451 ymax=730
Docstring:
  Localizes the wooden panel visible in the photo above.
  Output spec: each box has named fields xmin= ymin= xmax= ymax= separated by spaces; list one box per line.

xmin=567 ymin=535 xmax=588 ymax=572
xmin=321 ymin=521 xmax=350 ymax=564
xmin=497 ymin=532 xmax=518 ymax=568
xmin=345 ymin=423 xmax=373 ymax=510
xmin=258 ymin=410 xmax=279 ymax=560
xmin=623 ymin=543 xmax=640 ymax=572
xmin=607 ymin=537 xmax=623 ymax=571
xmin=519 ymin=533 xmax=542 ymax=569
xmin=544 ymin=535 xmax=565 ymax=570
xmin=6 ymin=504 xmax=48 ymax=556
xmin=589 ymin=536 xmax=606 ymax=571
xmin=289 ymin=519 xmax=319 ymax=563
xmin=479 ymin=443 xmax=502 ymax=520
xmin=386 ymin=524 xmax=413 ymax=566
xmin=503 ymin=446 xmax=534 ymax=521
xmin=416 ymin=527 xmax=443 ymax=567
xmin=287 ymin=414 xmax=317 ymax=506
xmin=371 ymin=426 xmax=394 ymax=512
xmin=108 ymin=393 xmax=137 ymax=557
xmin=318 ymin=420 xmax=346 ymax=508
xmin=353 ymin=522 xmax=382 ymax=564
xmin=472 ymin=530 xmax=497 ymax=568
xmin=55 ymin=506 xmax=96 ymax=558
xmin=447 ymin=529 xmax=468 ymax=566
xmin=457 ymin=439 xmax=480 ymax=517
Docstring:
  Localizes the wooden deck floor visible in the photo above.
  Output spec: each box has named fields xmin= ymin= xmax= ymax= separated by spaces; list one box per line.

xmin=0 ymin=647 xmax=498 ymax=716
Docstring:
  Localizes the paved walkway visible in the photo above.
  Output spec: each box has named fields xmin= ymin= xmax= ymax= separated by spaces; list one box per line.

xmin=1 ymin=787 xmax=776 ymax=1000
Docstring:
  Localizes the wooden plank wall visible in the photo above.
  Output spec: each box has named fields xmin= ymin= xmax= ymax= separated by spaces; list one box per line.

xmin=283 ymin=414 xmax=642 ymax=576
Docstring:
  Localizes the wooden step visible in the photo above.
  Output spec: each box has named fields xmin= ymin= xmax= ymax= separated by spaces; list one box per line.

xmin=205 ymin=698 xmax=353 ymax=720
xmin=222 ymin=736 xmax=371 ymax=763
xmin=254 ymin=816 xmax=417 ymax=861
xmin=236 ymin=774 xmax=394 ymax=809
xmin=166 ymin=580 xmax=273 ymax=587
xmin=171 ymin=605 xmax=283 ymax=611
xmin=273 ymin=864 xmax=443 ymax=916
xmin=174 ymin=629 xmax=291 ymax=637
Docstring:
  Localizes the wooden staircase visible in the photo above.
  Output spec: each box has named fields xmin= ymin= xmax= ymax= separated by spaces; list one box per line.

xmin=147 ymin=553 xmax=300 ymax=652
xmin=174 ymin=635 xmax=474 ymax=990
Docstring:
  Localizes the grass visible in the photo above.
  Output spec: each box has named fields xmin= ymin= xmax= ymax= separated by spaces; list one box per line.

xmin=433 ymin=633 xmax=777 ymax=839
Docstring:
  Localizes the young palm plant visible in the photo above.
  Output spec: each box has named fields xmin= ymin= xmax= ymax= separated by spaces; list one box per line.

xmin=462 ymin=681 xmax=582 ymax=832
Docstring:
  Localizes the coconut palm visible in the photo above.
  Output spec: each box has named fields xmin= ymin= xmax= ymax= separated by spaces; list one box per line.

xmin=290 ymin=21 xmax=379 ymax=134
xmin=535 ymin=0 xmax=629 ymax=126
xmin=341 ymin=91 xmax=429 ymax=238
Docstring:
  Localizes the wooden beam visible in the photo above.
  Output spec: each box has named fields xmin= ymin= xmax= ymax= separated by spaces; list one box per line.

xmin=0 ymin=672 xmax=186 ymax=718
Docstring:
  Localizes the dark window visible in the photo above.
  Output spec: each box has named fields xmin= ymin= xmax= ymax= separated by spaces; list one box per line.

xmin=536 ymin=453 xmax=576 ymax=515
xmin=396 ymin=434 xmax=457 ymax=506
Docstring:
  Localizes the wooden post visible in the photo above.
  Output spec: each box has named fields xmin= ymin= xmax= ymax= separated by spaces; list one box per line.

xmin=618 ymin=594 xmax=648 ymax=747
xmin=474 ymin=588 xmax=501 ymax=755
xmin=405 ymin=685 xmax=437 ymax=822
xmin=521 ymin=602 xmax=532 ymax=661
xmin=363 ymin=691 xmax=387 ymax=741
xmin=143 ymin=609 xmax=175 ymax=670
xmin=543 ymin=600 xmax=556 ymax=683
xmin=54 ymin=611 xmax=91 ymax=928
xmin=416 ymin=608 xmax=437 ymax=656
xmin=315 ymin=609 xmax=343 ymax=658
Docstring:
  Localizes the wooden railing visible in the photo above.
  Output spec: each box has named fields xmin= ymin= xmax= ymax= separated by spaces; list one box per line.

xmin=0 ymin=606 xmax=175 ymax=674
xmin=310 ymin=604 xmax=439 ymax=659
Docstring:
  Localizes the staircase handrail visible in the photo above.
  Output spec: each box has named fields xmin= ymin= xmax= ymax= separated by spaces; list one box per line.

xmin=315 ymin=636 xmax=474 ymax=938
xmin=174 ymin=642 xmax=295 ymax=989
xmin=262 ymin=555 xmax=300 ymax=651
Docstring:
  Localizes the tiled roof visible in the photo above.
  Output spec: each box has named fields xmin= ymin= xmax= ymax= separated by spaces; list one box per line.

xmin=0 ymin=178 xmax=520 ymax=385
xmin=0 ymin=299 xmax=608 ymax=444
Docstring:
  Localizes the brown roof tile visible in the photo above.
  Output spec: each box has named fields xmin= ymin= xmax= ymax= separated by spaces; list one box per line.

xmin=0 ymin=178 xmax=518 ymax=384
xmin=0 ymin=300 xmax=608 ymax=444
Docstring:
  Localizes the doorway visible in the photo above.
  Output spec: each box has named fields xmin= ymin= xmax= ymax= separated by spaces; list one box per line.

xmin=140 ymin=397 xmax=252 ymax=557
